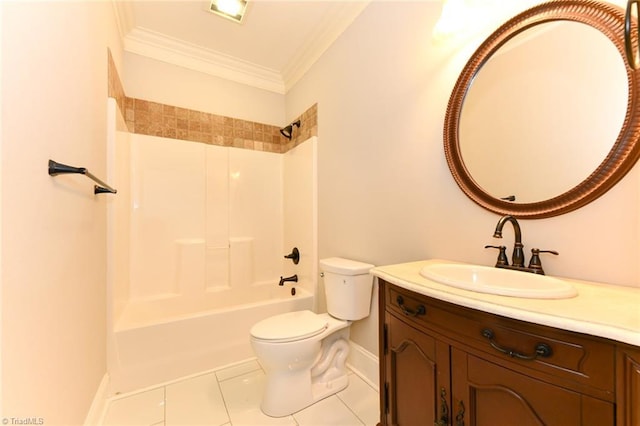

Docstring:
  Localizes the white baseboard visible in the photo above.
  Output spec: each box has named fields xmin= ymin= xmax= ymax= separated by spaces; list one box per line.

xmin=84 ymin=373 xmax=109 ymax=426
xmin=346 ymin=340 xmax=379 ymax=391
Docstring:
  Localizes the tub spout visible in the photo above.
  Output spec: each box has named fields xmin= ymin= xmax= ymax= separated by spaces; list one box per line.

xmin=279 ymin=274 xmax=298 ymax=286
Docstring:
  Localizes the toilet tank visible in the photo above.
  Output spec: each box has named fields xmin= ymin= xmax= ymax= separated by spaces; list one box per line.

xmin=319 ymin=257 xmax=375 ymax=321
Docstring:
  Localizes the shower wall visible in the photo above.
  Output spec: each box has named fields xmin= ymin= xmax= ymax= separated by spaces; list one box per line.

xmin=283 ymin=139 xmax=318 ymax=310
xmin=107 ymin=93 xmax=319 ymax=318
xmin=107 ymin=98 xmax=318 ymax=390
xmin=128 ymin=133 xmax=283 ymax=302
xmin=107 ymin=98 xmax=132 ymax=328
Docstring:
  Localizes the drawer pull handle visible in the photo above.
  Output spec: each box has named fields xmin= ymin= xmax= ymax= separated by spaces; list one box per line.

xmin=455 ymin=400 xmax=465 ymax=426
xmin=481 ymin=328 xmax=552 ymax=360
xmin=396 ymin=295 xmax=426 ymax=317
xmin=434 ymin=387 xmax=449 ymax=426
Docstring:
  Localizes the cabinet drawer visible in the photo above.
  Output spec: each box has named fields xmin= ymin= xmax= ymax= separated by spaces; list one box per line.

xmin=386 ymin=283 xmax=615 ymax=399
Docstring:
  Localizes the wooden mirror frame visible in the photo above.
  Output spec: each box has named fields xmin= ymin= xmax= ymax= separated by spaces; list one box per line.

xmin=444 ymin=0 xmax=640 ymax=218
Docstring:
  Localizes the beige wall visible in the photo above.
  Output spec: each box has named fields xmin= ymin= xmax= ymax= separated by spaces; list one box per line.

xmin=117 ymin=0 xmax=640 ymax=357
xmin=286 ymin=1 xmax=640 ymax=354
xmin=123 ymin=52 xmax=286 ymax=126
xmin=1 ymin=1 xmax=122 ymax=424
xmin=2 ymin=0 xmax=637 ymax=420
xmin=0 ymin=1 xmax=4 ymax=419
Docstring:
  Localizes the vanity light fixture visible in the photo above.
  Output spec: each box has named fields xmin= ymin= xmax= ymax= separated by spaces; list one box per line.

xmin=433 ymin=0 xmax=468 ymax=40
xmin=280 ymin=120 xmax=300 ymax=140
xmin=209 ymin=0 xmax=248 ymax=23
xmin=433 ymin=0 xmax=539 ymax=41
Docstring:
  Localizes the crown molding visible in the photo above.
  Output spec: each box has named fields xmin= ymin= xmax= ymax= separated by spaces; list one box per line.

xmin=123 ymin=26 xmax=286 ymax=93
xmin=112 ymin=1 xmax=370 ymax=95
xmin=282 ymin=1 xmax=370 ymax=92
xmin=112 ymin=0 xmax=135 ymax=41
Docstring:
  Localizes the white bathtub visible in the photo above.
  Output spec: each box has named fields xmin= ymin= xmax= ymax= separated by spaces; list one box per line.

xmin=108 ymin=283 xmax=313 ymax=394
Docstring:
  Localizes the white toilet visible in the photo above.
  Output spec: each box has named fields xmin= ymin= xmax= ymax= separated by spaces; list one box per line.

xmin=250 ymin=257 xmax=375 ymax=417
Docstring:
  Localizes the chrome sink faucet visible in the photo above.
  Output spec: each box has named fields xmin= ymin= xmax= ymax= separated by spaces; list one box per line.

xmin=485 ymin=215 xmax=559 ymax=275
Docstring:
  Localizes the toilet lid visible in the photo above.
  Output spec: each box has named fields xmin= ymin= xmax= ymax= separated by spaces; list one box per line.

xmin=250 ymin=310 xmax=328 ymax=342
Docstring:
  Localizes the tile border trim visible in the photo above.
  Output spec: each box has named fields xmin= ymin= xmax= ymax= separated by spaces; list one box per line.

xmin=108 ymin=49 xmax=317 ymax=153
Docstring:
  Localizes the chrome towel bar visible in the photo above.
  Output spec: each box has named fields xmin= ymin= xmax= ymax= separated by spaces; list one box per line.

xmin=48 ymin=159 xmax=117 ymax=195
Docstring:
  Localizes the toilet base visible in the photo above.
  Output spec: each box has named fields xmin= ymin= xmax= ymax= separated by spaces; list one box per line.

xmin=252 ymin=313 xmax=352 ymax=418
xmin=259 ymin=329 xmax=351 ymax=417
xmin=310 ymin=372 xmax=349 ymax=404
xmin=261 ymin=369 xmax=349 ymax=418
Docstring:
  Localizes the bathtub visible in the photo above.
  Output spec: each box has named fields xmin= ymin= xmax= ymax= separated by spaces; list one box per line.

xmin=108 ymin=283 xmax=313 ymax=394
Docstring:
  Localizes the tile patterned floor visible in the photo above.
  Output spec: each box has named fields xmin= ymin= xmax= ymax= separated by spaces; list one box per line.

xmin=101 ymin=359 xmax=379 ymax=426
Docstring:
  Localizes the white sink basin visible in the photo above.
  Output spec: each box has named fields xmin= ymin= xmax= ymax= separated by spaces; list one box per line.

xmin=419 ymin=263 xmax=577 ymax=299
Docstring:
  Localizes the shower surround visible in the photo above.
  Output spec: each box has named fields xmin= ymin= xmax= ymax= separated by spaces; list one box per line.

xmin=128 ymin=132 xmax=285 ymax=299
xmin=106 ymin=94 xmax=318 ymax=393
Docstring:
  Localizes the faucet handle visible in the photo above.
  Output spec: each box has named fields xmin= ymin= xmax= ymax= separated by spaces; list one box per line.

xmin=528 ymin=248 xmax=559 ymax=275
xmin=284 ymin=247 xmax=300 ymax=264
xmin=485 ymin=245 xmax=509 ymax=266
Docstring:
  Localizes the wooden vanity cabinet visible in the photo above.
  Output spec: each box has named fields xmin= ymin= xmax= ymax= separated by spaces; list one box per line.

xmin=381 ymin=312 xmax=450 ymax=425
xmin=617 ymin=344 xmax=640 ymax=425
xmin=378 ymin=279 xmax=638 ymax=426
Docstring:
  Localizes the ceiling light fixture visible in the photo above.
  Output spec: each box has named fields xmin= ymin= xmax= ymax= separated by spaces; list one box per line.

xmin=209 ymin=0 xmax=248 ymax=23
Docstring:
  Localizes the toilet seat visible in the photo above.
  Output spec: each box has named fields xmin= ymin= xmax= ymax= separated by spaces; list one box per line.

xmin=250 ymin=310 xmax=328 ymax=343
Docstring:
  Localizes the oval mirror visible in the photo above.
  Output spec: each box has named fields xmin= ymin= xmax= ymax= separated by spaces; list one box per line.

xmin=444 ymin=1 xmax=640 ymax=218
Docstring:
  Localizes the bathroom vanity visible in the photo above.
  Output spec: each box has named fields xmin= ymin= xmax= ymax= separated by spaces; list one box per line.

xmin=372 ymin=260 xmax=640 ymax=426
xmin=379 ymin=1 xmax=640 ymax=422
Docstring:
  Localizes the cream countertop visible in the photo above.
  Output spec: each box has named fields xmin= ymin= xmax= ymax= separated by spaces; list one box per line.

xmin=370 ymin=259 xmax=640 ymax=347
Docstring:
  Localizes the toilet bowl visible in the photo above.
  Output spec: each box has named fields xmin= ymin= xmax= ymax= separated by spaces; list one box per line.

xmin=250 ymin=257 xmax=374 ymax=417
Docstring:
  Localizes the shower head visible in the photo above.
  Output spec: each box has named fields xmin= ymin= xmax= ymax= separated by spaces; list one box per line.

xmin=279 ymin=120 xmax=301 ymax=140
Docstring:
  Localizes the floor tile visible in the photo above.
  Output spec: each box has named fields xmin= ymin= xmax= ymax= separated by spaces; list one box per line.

xmin=165 ymin=372 xmax=230 ymax=426
xmin=100 ymin=359 xmax=379 ymax=426
xmin=102 ymin=388 xmax=165 ymax=426
xmin=293 ymin=395 xmax=364 ymax=426
xmin=216 ymin=359 xmax=262 ymax=382
xmin=337 ymin=374 xmax=380 ymax=426
xmin=218 ymin=369 xmax=297 ymax=425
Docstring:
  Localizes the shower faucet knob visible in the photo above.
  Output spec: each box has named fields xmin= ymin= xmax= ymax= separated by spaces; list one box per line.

xmin=284 ymin=247 xmax=300 ymax=264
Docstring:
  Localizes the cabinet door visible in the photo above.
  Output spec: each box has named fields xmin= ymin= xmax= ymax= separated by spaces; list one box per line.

xmin=451 ymin=348 xmax=614 ymax=426
xmin=384 ymin=312 xmax=450 ymax=426
xmin=617 ymin=345 xmax=640 ymax=426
